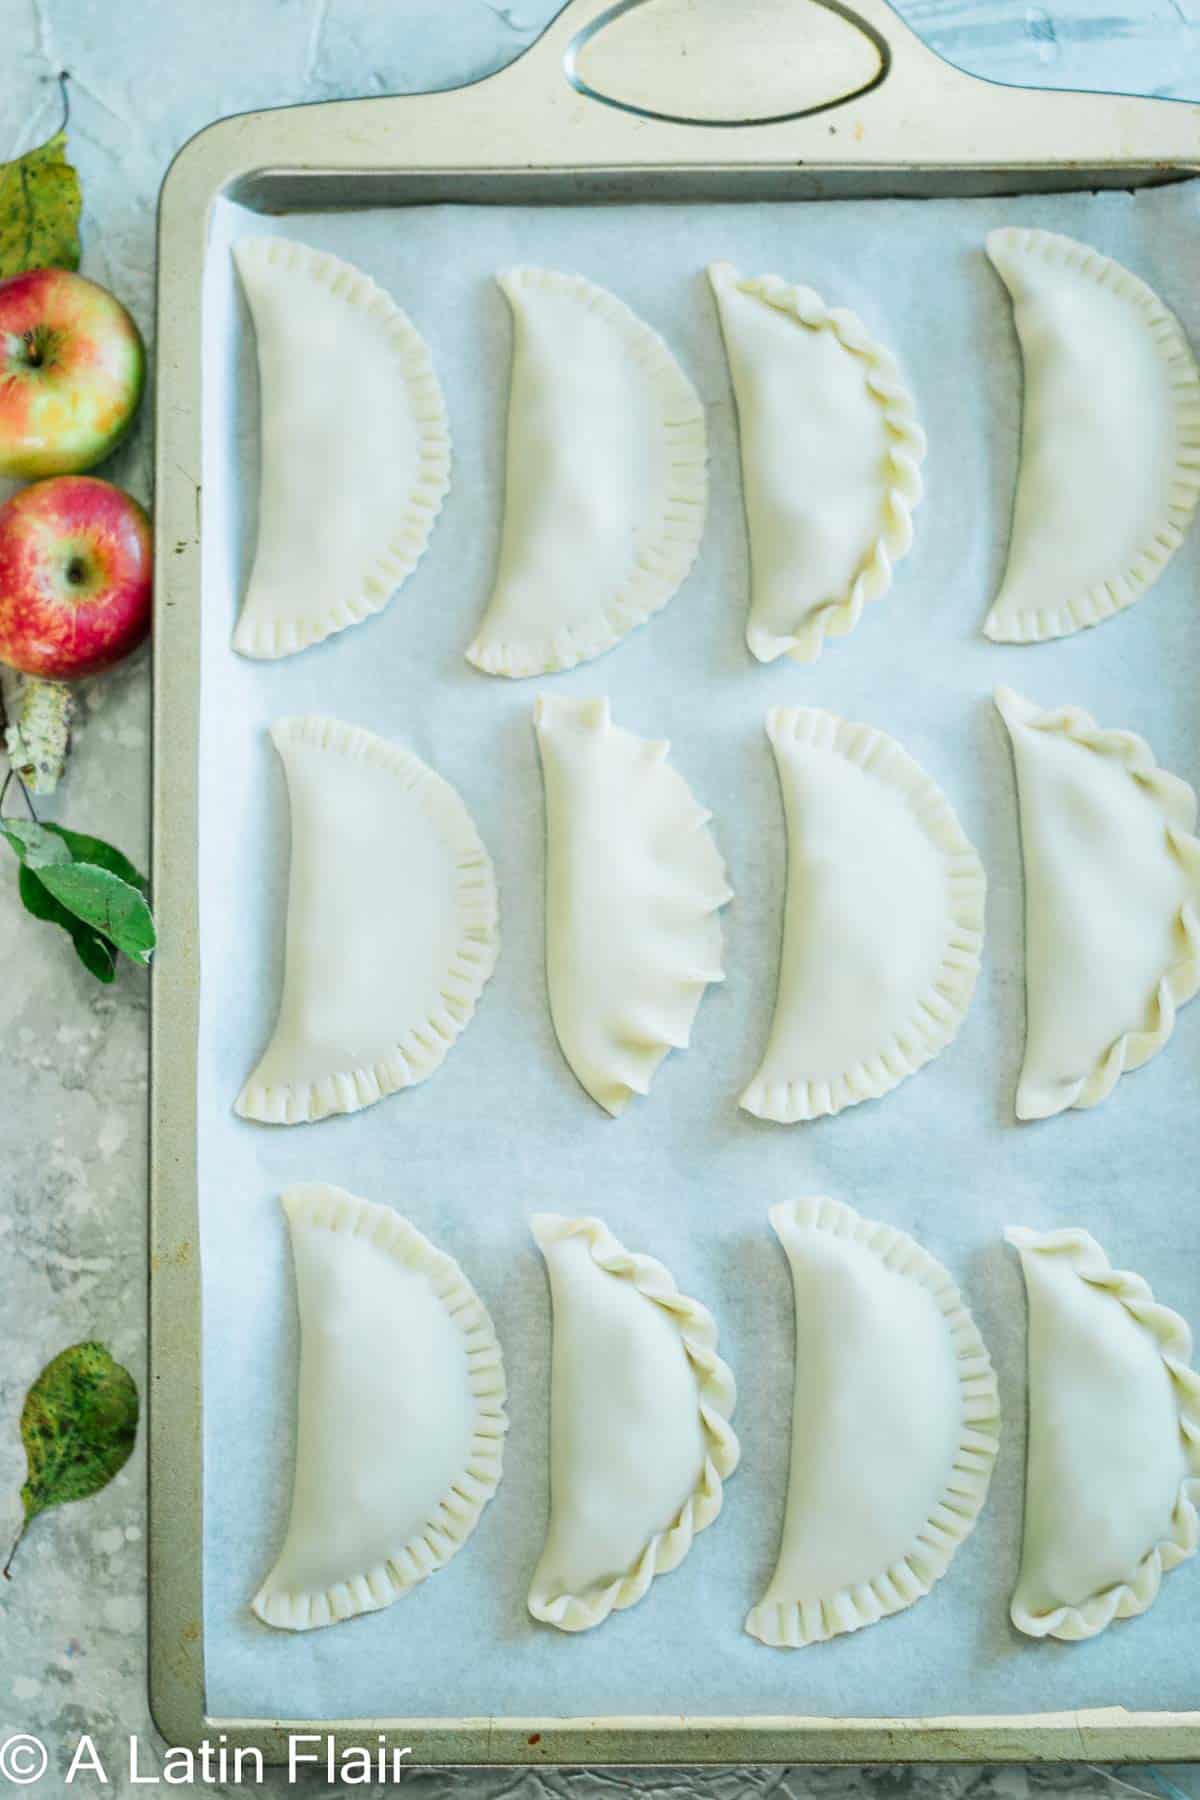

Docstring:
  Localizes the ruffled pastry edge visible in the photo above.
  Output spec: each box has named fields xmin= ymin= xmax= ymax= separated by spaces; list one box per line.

xmin=466 ymin=267 xmax=708 ymax=678
xmin=1007 ymin=1225 xmax=1200 ymax=1640
xmin=741 ymin=707 xmax=986 ymax=1123
xmin=996 ymin=686 xmax=1200 ymax=1120
xmin=253 ymin=1184 xmax=508 ymax=1631
xmin=235 ymin=716 xmax=500 ymax=1125
xmin=708 ymin=261 xmax=926 ymax=666
xmin=747 ymin=1196 xmax=1001 ymax=1648
xmin=232 ymin=236 xmax=452 ymax=660
xmin=528 ymin=1211 xmax=739 ymax=1632
xmin=533 ymin=693 xmax=732 ymax=1117
xmin=984 ymin=226 xmax=1200 ymax=644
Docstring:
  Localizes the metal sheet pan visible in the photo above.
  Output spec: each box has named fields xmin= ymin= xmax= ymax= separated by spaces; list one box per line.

xmin=151 ymin=0 xmax=1200 ymax=1764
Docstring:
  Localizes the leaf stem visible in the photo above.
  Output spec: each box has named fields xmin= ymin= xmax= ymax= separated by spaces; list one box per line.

xmin=3 ymin=1521 xmax=24 ymax=1580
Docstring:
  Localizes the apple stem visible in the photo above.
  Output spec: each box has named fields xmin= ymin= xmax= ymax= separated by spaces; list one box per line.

xmin=4 ymin=678 xmax=73 ymax=799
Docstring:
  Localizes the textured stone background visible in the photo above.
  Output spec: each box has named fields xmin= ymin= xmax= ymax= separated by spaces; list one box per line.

xmin=1 ymin=1 xmax=1198 ymax=1794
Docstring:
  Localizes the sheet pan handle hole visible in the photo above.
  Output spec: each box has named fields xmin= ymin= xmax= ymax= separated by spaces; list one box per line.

xmin=561 ymin=0 xmax=892 ymax=129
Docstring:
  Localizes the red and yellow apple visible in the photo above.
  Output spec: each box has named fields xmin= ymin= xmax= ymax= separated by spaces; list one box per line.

xmin=0 ymin=269 xmax=145 ymax=479
xmin=0 ymin=475 xmax=152 ymax=679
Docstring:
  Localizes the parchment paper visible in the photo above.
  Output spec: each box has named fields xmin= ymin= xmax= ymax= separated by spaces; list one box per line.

xmin=198 ymin=183 xmax=1200 ymax=1722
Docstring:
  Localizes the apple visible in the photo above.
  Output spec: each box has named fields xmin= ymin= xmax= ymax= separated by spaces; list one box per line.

xmin=0 ymin=268 xmax=145 ymax=479
xmin=0 ymin=475 xmax=151 ymax=679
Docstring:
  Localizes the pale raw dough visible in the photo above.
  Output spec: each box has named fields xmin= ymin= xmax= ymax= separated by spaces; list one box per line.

xmin=747 ymin=1197 xmax=999 ymax=1648
xmin=253 ymin=1184 xmax=507 ymax=1631
xmin=742 ymin=707 xmax=985 ymax=1123
xmin=1008 ymin=1226 xmax=1200 ymax=1640
xmin=997 ymin=686 xmax=1200 ymax=1120
xmin=708 ymin=261 xmax=925 ymax=664
xmin=236 ymin=716 xmax=499 ymax=1125
xmin=528 ymin=1213 xmax=738 ymax=1632
xmin=533 ymin=695 xmax=731 ymax=1115
xmin=466 ymin=267 xmax=707 ymax=677
xmin=985 ymin=227 xmax=1200 ymax=643
xmin=233 ymin=236 xmax=451 ymax=659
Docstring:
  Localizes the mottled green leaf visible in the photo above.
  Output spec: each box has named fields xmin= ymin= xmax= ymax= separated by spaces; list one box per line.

xmin=0 ymin=819 xmax=72 ymax=871
xmin=17 ymin=864 xmax=117 ymax=983
xmin=1 ymin=821 xmax=153 ymax=975
xmin=30 ymin=822 xmax=148 ymax=897
xmin=0 ymin=128 xmax=81 ymax=282
xmin=34 ymin=862 xmax=155 ymax=965
xmin=6 ymin=1343 xmax=138 ymax=1578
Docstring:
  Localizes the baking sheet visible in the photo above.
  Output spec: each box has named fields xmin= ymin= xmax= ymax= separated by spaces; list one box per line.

xmin=197 ymin=183 xmax=1200 ymax=1723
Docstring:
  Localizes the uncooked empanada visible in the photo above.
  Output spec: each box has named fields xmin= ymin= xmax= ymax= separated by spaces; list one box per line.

xmin=742 ymin=708 xmax=985 ymax=1123
xmin=528 ymin=1213 xmax=738 ymax=1632
xmin=233 ymin=237 xmax=450 ymax=659
xmin=534 ymin=695 xmax=730 ymax=1115
xmin=708 ymin=261 xmax=925 ymax=664
xmin=466 ymin=268 xmax=707 ymax=677
xmin=747 ymin=1198 xmax=999 ymax=1648
xmin=997 ymin=686 xmax=1200 ymax=1120
xmin=985 ymin=227 xmax=1200 ymax=643
xmin=253 ymin=1184 xmax=507 ymax=1631
xmin=1008 ymin=1225 xmax=1200 ymax=1640
xmin=236 ymin=716 xmax=499 ymax=1125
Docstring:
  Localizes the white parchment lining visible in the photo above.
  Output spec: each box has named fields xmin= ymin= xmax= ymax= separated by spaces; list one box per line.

xmin=198 ymin=185 xmax=1200 ymax=1721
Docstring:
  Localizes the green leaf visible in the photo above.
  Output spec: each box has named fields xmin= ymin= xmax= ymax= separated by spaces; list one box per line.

xmin=17 ymin=865 xmax=117 ymax=983
xmin=6 ymin=1343 xmax=138 ymax=1578
xmin=35 ymin=862 xmax=156 ymax=965
xmin=0 ymin=128 xmax=81 ymax=281
xmin=0 ymin=819 xmax=72 ymax=871
xmin=29 ymin=822 xmax=149 ymax=897
xmin=1 ymin=821 xmax=153 ymax=976
xmin=66 ymin=923 xmax=119 ymax=983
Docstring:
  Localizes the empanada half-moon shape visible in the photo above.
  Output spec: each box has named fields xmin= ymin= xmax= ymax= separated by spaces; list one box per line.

xmin=997 ymin=686 xmax=1200 ymax=1120
xmin=534 ymin=695 xmax=731 ymax=1115
xmin=1008 ymin=1225 xmax=1200 ymax=1640
xmin=253 ymin=1184 xmax=507 ymax=1631
xmin=985 ymin=227 xmax=1200 ymax=644
xmin=741 ymin=708 xmax=985 ymax=1123
xmin=466 ymin=268 xmax=707 ymax=678
xmin=528 ymin=1213 xmax=738 ymax=1632
xmin=236 ymin=716 xmax=499 ymax=1125
xmin=233 ymin=237 xmax=451 ymax=659
xmin=708 ymin=261 xmax=925 ymax=664
xmin=747 ymin=1198 xmax=999 ymax=1648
